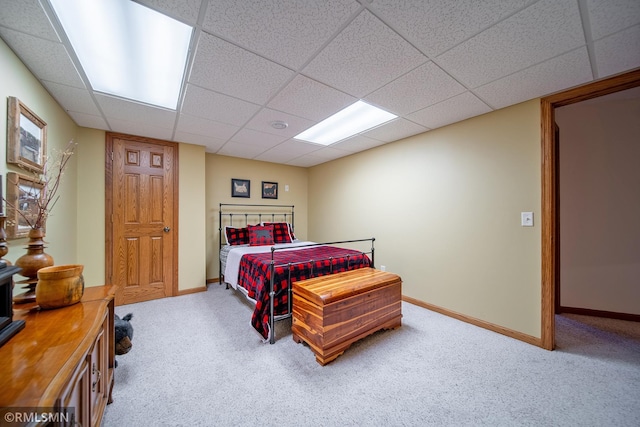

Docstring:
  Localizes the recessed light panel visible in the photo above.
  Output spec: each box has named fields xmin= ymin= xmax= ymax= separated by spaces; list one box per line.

xmin=49 ymin=0 xmax=192 ymax=109
xmin=294 ymin=100 xmax=397 ymax=146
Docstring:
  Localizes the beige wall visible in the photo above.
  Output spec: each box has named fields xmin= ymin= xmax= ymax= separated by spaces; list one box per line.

xmin=3 ymin=34 xmax=547 ymax=339
xmin=205 ymin=154 xmax=308 ymax=279
xmin=179 ymin=143 xmax=207 ymax=291
xmin=76 ymin=127 xmax=106 ymax=286
xmin=1 ymin=37 xmax=207 ymax=293
xmin=309 ymin=100 xmax=542 ymax=338
xmin=1 ymin=38 xmax=79 ymax=270
xmin=556 ymin=92 xmax=640 ymax=315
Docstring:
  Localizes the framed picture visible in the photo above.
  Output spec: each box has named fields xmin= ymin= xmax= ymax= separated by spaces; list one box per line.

xmin=7 ymin=97 xmax=47 ymax=173
xmin=231 ymin=178 xmax=250 ymax=198
xmin=262 ymin=181 xmax=278 ymax=199
xmin=5 ymin=172 xmax=44 ymax=239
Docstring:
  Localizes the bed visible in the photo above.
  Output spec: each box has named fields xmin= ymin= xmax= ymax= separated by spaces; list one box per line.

xmin=218 ymin=203 xmax=375 ymax=343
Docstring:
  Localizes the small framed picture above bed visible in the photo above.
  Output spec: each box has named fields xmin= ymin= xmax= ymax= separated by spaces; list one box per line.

xmin=262 ymin=181 xmax=278 ymax=199
xmin=231 ymin=178 xmax=250 ymax=198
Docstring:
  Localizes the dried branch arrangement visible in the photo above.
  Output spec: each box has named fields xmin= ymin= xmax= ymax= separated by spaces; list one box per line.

xmin=4 ymin=140 xmax=76 ymax=230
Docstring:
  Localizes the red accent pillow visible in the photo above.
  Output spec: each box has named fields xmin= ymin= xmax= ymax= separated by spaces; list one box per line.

xmin=262 ymin=222 xmax=292 ymax=244
xmin=248 ymin=225 xmax=274 ymax=246
xmin=225 ymin=226 xmax=249 ymax=245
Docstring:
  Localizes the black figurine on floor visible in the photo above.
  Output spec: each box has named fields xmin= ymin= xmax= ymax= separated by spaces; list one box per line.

xmin=115 ymin=313 xmax=134 ymax=367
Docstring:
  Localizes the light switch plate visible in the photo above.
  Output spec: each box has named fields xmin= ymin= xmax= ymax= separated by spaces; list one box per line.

xmin=521 ymin=212 xmax=534 ymax=227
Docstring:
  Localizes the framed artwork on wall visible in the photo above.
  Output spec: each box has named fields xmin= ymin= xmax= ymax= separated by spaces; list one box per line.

xmin=7 ymin=97 xmax=47 ymax=174
xmin=262 ymin=181 xmax=278 ymax=199
xmin=231 ymin=178 xmax=250 ymax=198
xmin=5 ymin=172 xmax=44 ymax=239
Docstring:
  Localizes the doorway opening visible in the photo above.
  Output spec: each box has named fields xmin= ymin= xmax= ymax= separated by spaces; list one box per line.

xmin=540 ymin=68 xmax=640 ymax=350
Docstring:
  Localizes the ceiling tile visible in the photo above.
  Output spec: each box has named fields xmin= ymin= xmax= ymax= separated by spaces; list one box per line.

xmin=285 ymin=146 xmax=353 ymax=167
xmin=67 ymin=111 xmax=109 ymax=130
xmin=370 ymin=0 xmax=531 ymax=57
xmin=331 ymin=135 xmax=389 ymax=153
xmin=202 ymin=0 xmax=359 ymax=69
xmin=181 ymin=84 xmax=260 ymax=126
xmin=365 ymin=62 xmax=467 ymax=115
xmin=244 ymin=108 xmax=315 ymax=138
xmin=302 ymin=9 xmax=427 ymax=98
xmin=42 ymin=81 xmax=101 ymax=116
xmin=436 ymin=0 xmax=585 ymax=88
xmin=3 ymin=0 xmax=639 ymax=167
xmin=255 ymin=140 xmax=323 ymax=164
xmin=300 ymin=146 xmax=351 ymax=161
xmin=189 ymin=32 xmax=295 ymax=104
xmin=0 ymin=28 xmax=84 ymax=88
xmin=592 ymin=24 xmax=640 ymax=78
xmin=361 ymin=118 xmax=429 ymax=142
xmin=587 ymin=0 xmax=640 ymax=40
xmin=309 ymin=147 xmax=352 ymax=160
xmin=175 ymin=131 xmax=227 ymax=152
xmin=176 ymin=114 xmax=239 ymax=140
xmin=228 ymin=128 xmax=287 ymax=148
xmin=408 ymin=92 xmax=492 ymax=130
xmin=267 ymin=75 xmax=357 ymax=121
xmin=254 ymin=151 xmax=301 ymax=165
xmin=286 ymin=156 xmax=326 ymax=167
xmin=96 ymin=94 xmax=176 ymax=128
xmin=108 ymin=118 xmax=174 ymax=140
xmin=475 ymin=47 xmax=593 ymax=110
xmin=134 ymin=0 xmax=203 ymax=26
xmin=217 ymin=140 xmax=269 ymax=158
xmin=0 ymin=0 xmax=60 ymax=41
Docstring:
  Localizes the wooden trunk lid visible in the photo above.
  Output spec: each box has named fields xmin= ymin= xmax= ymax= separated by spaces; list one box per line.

xmin=292 ymin=268 xmax=401 ymax=305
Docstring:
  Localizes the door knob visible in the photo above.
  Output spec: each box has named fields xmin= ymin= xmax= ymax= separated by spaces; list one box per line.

xmin=163 ymin=226 xmax=171 ymax=233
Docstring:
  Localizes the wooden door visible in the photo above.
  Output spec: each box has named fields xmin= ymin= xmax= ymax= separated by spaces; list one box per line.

xmin=106 ymin=133 xmax=178 ymax=305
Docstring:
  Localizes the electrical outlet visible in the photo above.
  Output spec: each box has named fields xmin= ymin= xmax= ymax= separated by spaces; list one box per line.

xmin=380 ymin=265 xmax=386 ymax=271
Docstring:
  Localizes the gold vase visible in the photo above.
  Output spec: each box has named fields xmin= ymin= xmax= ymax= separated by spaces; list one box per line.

xmin=13 ymin=228 xmax=54 ymax=304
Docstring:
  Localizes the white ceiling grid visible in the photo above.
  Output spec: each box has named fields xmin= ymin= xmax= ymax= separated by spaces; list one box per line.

xmin=0 ymin=0 xmax=638 ymax=167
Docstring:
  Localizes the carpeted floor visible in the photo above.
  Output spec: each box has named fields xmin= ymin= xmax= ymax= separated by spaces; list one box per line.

xmin=103 ymin=283 xmax=640 ymax=427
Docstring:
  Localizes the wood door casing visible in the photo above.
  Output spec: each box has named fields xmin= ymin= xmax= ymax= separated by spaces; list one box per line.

xmin=105 ymin=133 xmax=178 ymax=305
xmin=540 ymin=68 xmax=640 ymax=350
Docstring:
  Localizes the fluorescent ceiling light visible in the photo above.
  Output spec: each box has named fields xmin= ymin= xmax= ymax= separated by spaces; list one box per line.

xmin=294 ymin=100 xmax=397 ymax=146
xmin=49 ymin=0 xmax=192 ymax=109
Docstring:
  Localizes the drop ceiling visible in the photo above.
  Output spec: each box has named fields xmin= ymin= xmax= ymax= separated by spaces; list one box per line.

xmin=1 ymin=0 xmax=639 ymax=167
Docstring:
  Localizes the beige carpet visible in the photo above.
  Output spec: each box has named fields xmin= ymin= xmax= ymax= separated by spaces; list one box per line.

xmin=103 ymin=283 xmax=640 ymax=426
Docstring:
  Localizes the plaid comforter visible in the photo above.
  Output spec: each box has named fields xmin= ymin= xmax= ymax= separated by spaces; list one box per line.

xmin=238 ymin=245 xmax=371 ymax=340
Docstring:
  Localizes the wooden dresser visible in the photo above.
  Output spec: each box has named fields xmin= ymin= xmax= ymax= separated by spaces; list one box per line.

xmin=292 ymin=268 xmax=402 ymax=365
xmin=0 ymin=285 xmax=115 ymax=427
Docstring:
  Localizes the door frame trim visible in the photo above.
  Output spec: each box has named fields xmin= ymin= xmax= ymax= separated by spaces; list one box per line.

xmin=105 ymin=132 xmax=180 ymax=302
xmin=540 ymin=68 xmax=640 ymax=350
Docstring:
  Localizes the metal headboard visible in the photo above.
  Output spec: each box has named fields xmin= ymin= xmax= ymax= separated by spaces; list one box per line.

xmin=219 ymin=203 xmax=294 ymax=237
xmin=219 ymin=203 xmax=295 ymax=282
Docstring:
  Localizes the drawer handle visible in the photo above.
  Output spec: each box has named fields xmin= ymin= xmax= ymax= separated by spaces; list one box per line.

xmin=92 ymin=363 xmax=101 ymax=392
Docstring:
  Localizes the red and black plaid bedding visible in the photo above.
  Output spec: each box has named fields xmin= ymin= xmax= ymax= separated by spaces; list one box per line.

xmin=237 ymin=245 xmax=371 ymax=340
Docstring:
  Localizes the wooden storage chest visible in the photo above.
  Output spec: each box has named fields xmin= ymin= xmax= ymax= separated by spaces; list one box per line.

xmin=292 ymin=268 xmax=402 ymax=365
